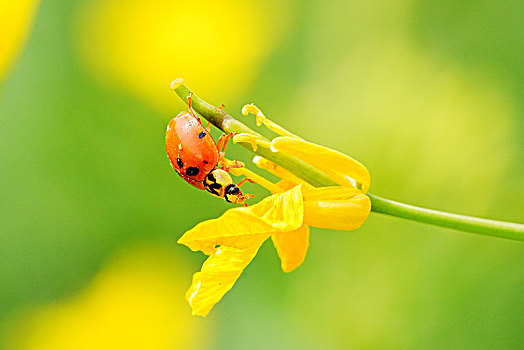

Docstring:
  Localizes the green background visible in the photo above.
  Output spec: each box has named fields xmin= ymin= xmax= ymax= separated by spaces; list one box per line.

xmin=1 ymin=0 xmax=523 ymax=348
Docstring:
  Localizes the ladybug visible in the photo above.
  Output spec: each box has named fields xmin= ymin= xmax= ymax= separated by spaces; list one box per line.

xmin=166 ymin=94 xmax=253 ymax=205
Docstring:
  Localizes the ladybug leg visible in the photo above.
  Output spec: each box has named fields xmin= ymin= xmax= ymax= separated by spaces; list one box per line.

xmin=237 ymin=192 xmax=255 ymax=207
xmin=241 ymin=193 xmax=255 ymax=206
xmin=187 ymin=92 xmax=193 ymax=109
xmin=242 ymin=104 xmax=302 ymax=139
xmin=187 ymin=93 xmax=198 ymax=120
xmin=216 ymin=132 xmax=237 ymax=154
xmin=237 ymin=178 xmax=256 ymax=187
xmin=206 ymin=121 xmax=211 ymax=132
xmin=234 ymin=180 xmax=256 ymax=206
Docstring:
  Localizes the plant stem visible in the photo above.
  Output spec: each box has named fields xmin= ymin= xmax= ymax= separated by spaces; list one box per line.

xmin=170 ymin=79 xmax=337 ymax=187
xmin=368 ymin=194 xmax=524 ymax=241
xmin=169 ymin=79 xmax=524 ymax=242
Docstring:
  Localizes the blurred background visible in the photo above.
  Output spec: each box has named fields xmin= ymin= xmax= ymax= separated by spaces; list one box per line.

xmin=1 ymin=0 xmax=523 ymax=348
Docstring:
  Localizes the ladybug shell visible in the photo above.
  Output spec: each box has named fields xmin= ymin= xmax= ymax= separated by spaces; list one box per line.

xmin=166 ymin=111 xmax=218 ymax=190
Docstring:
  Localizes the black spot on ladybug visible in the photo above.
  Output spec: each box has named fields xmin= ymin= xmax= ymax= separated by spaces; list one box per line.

xmin=176 ymin=158 xmax=183 ymax=167
xmin=203 ymin=160 xmax=208 ymax=164
xmin=186 ymin=167 xmax=199 ymax=176
xmin=198 ymin=131 xmax=206 ymax=139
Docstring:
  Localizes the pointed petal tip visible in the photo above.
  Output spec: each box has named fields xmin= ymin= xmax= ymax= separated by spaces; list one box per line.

xmin=191 ymin=309 xmax=209 ymax=317
xmin=281 ymin=263 xmax=300 ymax=273
xmin=272 ymin=225 xmax=309 ymax=273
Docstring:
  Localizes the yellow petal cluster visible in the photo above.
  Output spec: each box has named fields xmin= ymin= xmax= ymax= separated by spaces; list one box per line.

xmin=178 ymin=133 xmax=372 ymax=316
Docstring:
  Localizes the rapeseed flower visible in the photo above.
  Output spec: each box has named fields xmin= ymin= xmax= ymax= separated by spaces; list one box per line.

xmin=171 ymin=81 xmax=524 ymax=317
xmin=178 ymin=105 xmax=371 ymax=316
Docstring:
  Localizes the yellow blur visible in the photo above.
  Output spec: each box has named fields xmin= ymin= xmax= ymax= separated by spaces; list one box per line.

xmin=6 ymin=246 xmax=210 ymax=350
xmin=0 ymin=0 xmax=39 ymax=81
xmin=73 ymin=0 xmax=294 ymax=111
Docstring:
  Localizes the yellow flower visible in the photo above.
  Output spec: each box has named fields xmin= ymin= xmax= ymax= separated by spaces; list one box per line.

xmin=178 ymin=106 xmax=371 ymax=316
xmin=0 ymin=0 xmax=40 ymax=81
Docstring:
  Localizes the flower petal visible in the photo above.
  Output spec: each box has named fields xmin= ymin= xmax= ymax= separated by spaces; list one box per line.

xmin=229 ymin=165 xmax=283 ymax=194
xmin=186 ymin=241 xmax=267 ymax=317
xmin=178 ymin=185 xmax=306 ymax=315
xmin=302 ymin=186 xmax=362 ymax=201
xmin=242 ymin=104 xmax=302 ymax=139
xmin=253 ymin=156 xmax=313 ymax=191
xmin=271 ymin=136 xmax=371 ymax=192
xmin=271 ymin=225 xmax=310 ymax=273
xmin=303 ymin=193 xmax=371 ymax=231
xmin=178 ymin=185 xmax=304 ymax=254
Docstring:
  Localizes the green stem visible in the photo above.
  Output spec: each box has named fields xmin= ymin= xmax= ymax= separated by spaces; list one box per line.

xmin=171 ymin=79 xmax=337 ymax=187
xmin=368 ymin=194 xmax=524 ymax=241
xmin=170 ymin=79 xmax=524 ymax=242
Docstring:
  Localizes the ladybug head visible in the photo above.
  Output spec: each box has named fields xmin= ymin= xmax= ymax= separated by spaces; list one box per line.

xmin=224 ymin=184 xmax=245 ymax=204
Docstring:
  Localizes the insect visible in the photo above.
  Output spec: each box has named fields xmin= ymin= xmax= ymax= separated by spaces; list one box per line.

xmin=165 ymin=94 xmax=254 ymax=206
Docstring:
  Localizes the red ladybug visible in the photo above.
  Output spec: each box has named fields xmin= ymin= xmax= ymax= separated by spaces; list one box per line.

xmin=166 ymin=95 xmax=253 ymax=205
